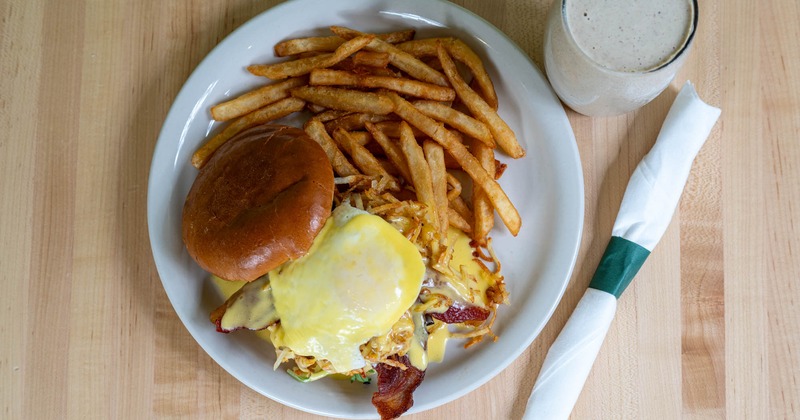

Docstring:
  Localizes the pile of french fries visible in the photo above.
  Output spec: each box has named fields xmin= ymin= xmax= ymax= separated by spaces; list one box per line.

xmin=192 ymin=26 xmax=525 ymax=245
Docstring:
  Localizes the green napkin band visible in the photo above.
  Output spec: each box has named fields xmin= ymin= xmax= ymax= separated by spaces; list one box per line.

xmin=588 ymin=236 xmax=650 ymax=299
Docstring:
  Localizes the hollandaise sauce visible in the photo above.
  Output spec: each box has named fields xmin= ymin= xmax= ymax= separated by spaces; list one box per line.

xmin=425 ymin=321 xmax=450 ymax=364
xmin=406 ymin=314 xmax=452 ymax=371
xmin=212 ymin=276 xmax=274 ymax=341
xmin=267 ymin=204 xmax=426 ymax=373
xmin=421 ymin=228 xmax=497 ymax=308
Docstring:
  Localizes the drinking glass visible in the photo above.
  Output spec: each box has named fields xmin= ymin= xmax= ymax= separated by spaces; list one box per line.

xmin=543 ymin=0 xmax=698 ymax=116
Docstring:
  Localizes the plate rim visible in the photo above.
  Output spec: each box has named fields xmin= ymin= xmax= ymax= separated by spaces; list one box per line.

xmin=147 ymin=0 xmax=584 ymax=417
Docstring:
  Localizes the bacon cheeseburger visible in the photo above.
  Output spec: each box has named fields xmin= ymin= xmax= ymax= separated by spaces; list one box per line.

xmin=182 ymin=124 xmax=507 ymax=419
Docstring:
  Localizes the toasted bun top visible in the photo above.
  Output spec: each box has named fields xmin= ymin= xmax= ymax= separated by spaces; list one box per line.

xmin=182 ymin=124 xmax=334 ymax=281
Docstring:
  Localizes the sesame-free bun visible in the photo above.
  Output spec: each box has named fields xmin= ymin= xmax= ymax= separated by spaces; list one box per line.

xmin=182 ymin=124 xmax=334 ymax=281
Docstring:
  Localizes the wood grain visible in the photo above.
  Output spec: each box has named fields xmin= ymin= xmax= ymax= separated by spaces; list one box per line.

xmin=760 ymin=0 xmax=800 ymax=417
xmin=1 ymin=0 xmax=798 ymax=418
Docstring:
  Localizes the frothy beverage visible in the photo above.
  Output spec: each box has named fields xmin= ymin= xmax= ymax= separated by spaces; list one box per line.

xmin=544 ymin=0 xmax=696 ymax=116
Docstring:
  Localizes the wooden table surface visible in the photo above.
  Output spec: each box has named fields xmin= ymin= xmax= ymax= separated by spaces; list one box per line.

xmin=2 ymin=0 xmax=797 ymax=418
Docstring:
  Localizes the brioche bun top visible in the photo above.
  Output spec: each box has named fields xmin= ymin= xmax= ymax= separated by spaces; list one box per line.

xmin=182 ymin=124 xmax=334 ymax=281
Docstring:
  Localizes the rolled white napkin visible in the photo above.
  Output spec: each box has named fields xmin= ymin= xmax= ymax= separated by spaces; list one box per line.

xmin=525 ymin=288 xmax=617 ymax=419
xmin=612 ymin=81 xmax=722 ymax=250
xmin=523 ymin=81 xmax=721 ymax=420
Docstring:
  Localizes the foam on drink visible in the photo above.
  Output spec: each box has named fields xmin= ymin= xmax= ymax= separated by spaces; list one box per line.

xmin=566 ymin=0 xmax=694 ymax=72
xmin=544 ymin=0 xmax=697 ymax=116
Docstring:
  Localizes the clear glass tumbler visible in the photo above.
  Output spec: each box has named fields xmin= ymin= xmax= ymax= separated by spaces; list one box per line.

xmin=544 ymin=0 xmax=698 ymax=116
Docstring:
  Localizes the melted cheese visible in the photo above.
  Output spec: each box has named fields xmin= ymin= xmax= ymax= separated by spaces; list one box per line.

xmin=270 ymin=204 xmax=425 ymax=373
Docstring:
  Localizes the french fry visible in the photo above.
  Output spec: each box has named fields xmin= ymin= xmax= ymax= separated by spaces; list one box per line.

xmin=249 ymin=35 xmax=374 ymax=79
xmin=316 ymin=34 xmax=374 ymax=63
xmin=345 ymin=131 xmax=372 ymax=146
xmin=424 ymin=140 xmax=449 ymax=241
xmin=330 ymin=26 xmax=449 ymax=86
xmin=437 ymin=46 xmax=525 ymax=159
xmin=295 ymin=51 xmax=326 ymax=59
xmin=397 ymin=38 xmax=498 ymax=110
xmin=192 ymin=97 xmax=306 ymax=169
xmin=365 ymin=122 xmax=413 ymax=186
xmin=445 ymin=172 xmax=462 ymax=202
xmin=372 ymin=120 xmax=425 ymax=138
xmin=313 ymin=109 xmax=351 ymax=122
xmin=443 ymin=148 xmax=460 ymax=169
xmin=330 ymin=57 xmax=399 ymax=77
xmin=249 ymin=53 xmax=332 ymax=79
xmin=291 ymin=86 xmax=394 ymax=114
xmin=471 ymin=138 xmax=496 ymax=243
xmin=211 ymin=77 xmax=307 ymax=121
xmin=332 ymin=128 xmax=399 ymax=190
xmin=422 ymin=56 xmax=444 ymax=72
xmin=448 ymin=207 xmax=472 ymax=233
xmin=310 ymin=69 xmax=456 ymax=102
xmin=364 ymin=122 xmax=414 ymax=185
xmin=274 ymin=29 xmax=416 ymax=57
xmin=274 ymin=36 xmax=345 ymax=57
xmin=324 ymin=112 xmax=395 ymax=132
xmin=387 ymin=92 xmax=521 ymax=235
xmin=373 ymin=28 xmax=416 ymax=44
xmin=353 ymin=51 xmax=390 ymax=68
xmin=398 ymin=122 xmax=437 ymax=229
xmin=412 ymin=100 xmax=494 ymax=146
xmin=468 ymin=78 xmax=484 ymax=106
xmin=394 ymin=39 xmax=438 ymax=57
xmin=450 ymin=195 xmax=474 ymax=224
xmin=304 ymin=119 xmax=359 ymax=177
xmin=306 ymin=103 xmax=328 ymax=113
xmin=360 ymin=66 xmax=402 ymax=78
xmin=378 ymin=158 xmax=401 ymax=177
xmin=446 ymin=39 xmax=498 ymax=110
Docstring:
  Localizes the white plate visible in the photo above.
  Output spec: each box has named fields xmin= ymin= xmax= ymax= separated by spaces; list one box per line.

xmin=147 ymin=0 xmax=584 ymax=417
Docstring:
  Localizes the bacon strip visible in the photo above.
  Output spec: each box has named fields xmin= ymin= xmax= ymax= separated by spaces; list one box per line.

xmin=372 ymin=355 xmax=426 ymax=419
xmin=429 ymin=303 xmax=490 ymax=324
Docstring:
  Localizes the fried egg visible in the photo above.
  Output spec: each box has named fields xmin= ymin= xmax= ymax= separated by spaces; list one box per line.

xmin=269 ymin=204 xmax=425 ymax=373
